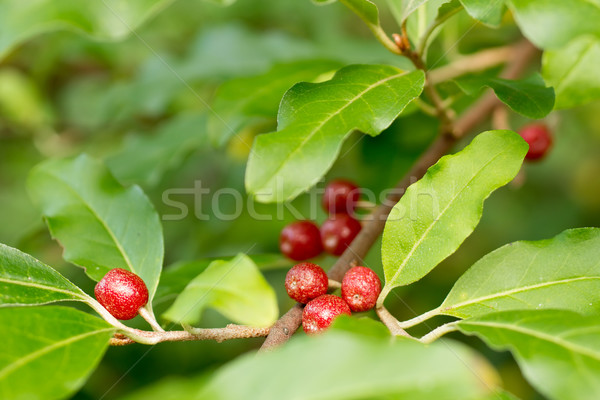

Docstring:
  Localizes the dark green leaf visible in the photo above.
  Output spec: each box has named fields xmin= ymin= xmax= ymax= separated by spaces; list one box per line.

xmin=28 ymin=154 xmax=164 ymax=302
xmin=0 ymin=243 xmax=88 ymax=306
xmin=455 ymin=74 xmax=555 ymax=119
xmin=246 ymin=65 xmax=425 ymax=203
xmin=163 ymin=254 xmax=278 ymax=327
xmin=381 ymin=130 xmax=527 ymax=298
xmin=208 ymin=60 xmax=341 ymax=147
xmin=458 ymin=310 xmax=600 ymax=400
xmin=0 ymin=306 xmax=114 ymax=400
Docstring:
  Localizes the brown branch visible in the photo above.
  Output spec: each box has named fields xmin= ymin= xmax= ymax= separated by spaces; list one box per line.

xmin=259 ymin=39 xmax=539 ymax=350
xmin=376 ymin=307 xmax=412 ymax=338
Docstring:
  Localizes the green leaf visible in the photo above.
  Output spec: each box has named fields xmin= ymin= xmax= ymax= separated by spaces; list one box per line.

xmin=381 ymin=130 xmax=527 ymax=297
xmin=27 ymin=154 xmax=164 ymax=302
xmin=507 ymin=0 xmax=600 ymax=49
xmin=208 ymin=60 xmax=341 ymax=147
xmin=0 ymin=306 xmax=114 ymax=400
xmin=199 ymin=331 xmax=498 ymax=399
xmin=458 ymin=310 xmax=600 ymax=400
xmin=0 ymin=0 xmax=177 ymax=59
xmin=0 ymin=243 xmax=88 ymax=306
xmin=163 ymin=254 xmax=278 ymax=327
xmin=405 ymin=0 xmax=453 ymax=48
xmin=454 ymin=74 xmax=555 ymax=119
xmin=154 ymin=254 xmax=290 ymax=307
xmin=460 ymin=0 xmax=505 ymax=26
xmin=387 ymin=0 xmax=432 ymax=25
xmin=245 ymin=65 xmax=425 ymax=203
xmin=543 ymin=36 xmax=600 ymax=109
xmin=329 ymin=315 xmax=392 ymax=338
xmin=107 ymin=113 xmax=208 ymax=186
xmin=440 ymin=228 xmax=600 ymax=319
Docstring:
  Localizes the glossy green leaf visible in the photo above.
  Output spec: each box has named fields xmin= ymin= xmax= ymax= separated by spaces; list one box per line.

xmin=0 ymin=243 xmax=88 ymax=306
xmin=507 ymin=0 xmax=600 ymax=49
xmin=543 ymin=36 xmax=600 ymax=109
xmin=0 ymin=0 xmax=177 ymax=59
xmin=208 ymin=60 xmax=341 ymax=147
xmin=460 ymin=0 xmax=505 ymax=26
xmin=108 ymin=113 xmax=208 ymax=186
xmin=154 ymin=254 xmax=290 ymax=307
xmin=246 ymin=65 xmax=425 ymax=203
xmin=381 ymin=130 xmax=527 ymax=297
xmin=199 ymin=331 xmax=497 ymax=399
xmin=458 ymin=310 xmax=600 ymax=400
xmin=0 ymin=306 xmax=114 ymax=400
xmin=163 ymin=254 xmax=278 ymax=327
xmin=455 ymin=74 xmax=555 ymax=119
xmin=27 ymin=154 xmax=164 ymax=302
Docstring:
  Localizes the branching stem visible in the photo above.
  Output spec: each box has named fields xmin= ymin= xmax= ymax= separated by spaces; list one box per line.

xmin=419 ymin=322 xmax=459 ymax=344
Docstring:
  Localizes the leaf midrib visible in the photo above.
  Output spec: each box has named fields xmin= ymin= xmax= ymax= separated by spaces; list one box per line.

xmin=0 ymin=327 xmax=114 ymax=380
xmin=0 ymin=277 xmax=85 ymax=300
xmin=442 ymin=276 xmax=600 ymax=313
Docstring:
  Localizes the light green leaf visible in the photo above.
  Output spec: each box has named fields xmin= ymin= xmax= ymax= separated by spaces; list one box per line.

xmin=163 ymin=254 xmax=278 ymax=327
xmin=154 ymin=254 xmax=290 ymax=307
xmin=543 ymin=36 xmax=600 ymax=109
xmin=199 ymin=331 xmax=498 ymax=399
xmin=27 ymin=154 xmax=164 ymax=302
xmin=381 ymin=130 xmax=527 ymax=298
xmin=507 ymin=0 xmax=600 ymax=49
xmin=454 ymin=74 xmax=555 ymax=119
xmin=405 ymin=0 xmax=453 ymax=48
xmin=387 ymin=0 xmax=432 ymax=25
xmin=208 ymin=60 xmax=341 ymax=147
xmin=246 ymin=65 xmax=425 ymax=203
xmin=0 ymin=306 xmax=114 ymax=400
xmin=460 ymin=0 xmax=505 ymax=26
xmin=0 ymin=243 xmax=88 ymax=306
xmin=108 ymin=113 xmax=207 ymax=186
xmin=458 ymin=310 xmax=600 ymax=400
xmin=0 ymin=0 xmax=177 ymax=59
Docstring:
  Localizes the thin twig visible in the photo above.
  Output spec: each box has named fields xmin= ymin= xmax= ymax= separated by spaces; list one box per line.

xmin=376 ymin=307 xmax=412 ymax=338
xmin=419 ymin=322 xmax=458 ymax=344
xmin=138 ymin=306 xmax=165 ymax=332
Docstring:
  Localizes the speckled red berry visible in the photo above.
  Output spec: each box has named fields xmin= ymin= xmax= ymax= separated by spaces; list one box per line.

xmin=302 ymin=294 xmax=351 ymax=334
xmin=94 ymin=268 xmax=149 ymax=320
xmin=285 ymin=262 xmax=329 ymax=304
xmin=280 ymin=221 xmax=323 ymax=261
xmin=341 ymin=266 xmax=381 ymax=312
xmin=518 ymin=123 xmax=553 ymax=160
xmin=320 ymin=214 xmax=362 ymax=256
xmin=322 ymin=179 xmax=360 ymax=214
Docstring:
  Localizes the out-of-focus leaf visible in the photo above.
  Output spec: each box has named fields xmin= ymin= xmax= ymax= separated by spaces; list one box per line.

xmin=28 ymin=154 xmax=164 ymax=302
xmin=163 ymin=254 xmax=278 ymax=327
xmin=0 ymin=306 xmax=114 ymax=400
xmin=0 ymin=69 xmax=53 ymax=130
xmin=245 ymin=65 xmax=425 ymax=203
xmin=460 ymin=0 xmax=505 ymax=26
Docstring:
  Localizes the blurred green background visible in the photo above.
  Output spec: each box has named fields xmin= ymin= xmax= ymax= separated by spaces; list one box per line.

xmin=1 ymin=0 xmax=599 ymax=399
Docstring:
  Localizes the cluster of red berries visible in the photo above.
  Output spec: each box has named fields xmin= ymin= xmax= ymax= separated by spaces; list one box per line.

xmin=280 ymin=179 xmax=362 ymax=261
xmin=518 ymin=123 xmax=552 ymax=161
xmin=285 ymin=262 xmax=381 ymax=334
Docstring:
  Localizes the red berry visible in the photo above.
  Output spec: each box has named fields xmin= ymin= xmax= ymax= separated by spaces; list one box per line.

xmin=285 ymin=262 xmax=329 ymax=304
xmin=320 ymin=214 xmax=362 ymax=256
xmin=322 ymin=179 xmax=360 ymax=214
xmin=280 ymin=221 xmax=323 ymax=261
xmin=94 ymin=268 xmax=149 ymax=320
xmin=302 ymin=294 xmax=351 ymax=334
xmin=341 ymin=266 xmax=381 ymax=312
xmin=518 ymin=123 xmax=553 ymax=160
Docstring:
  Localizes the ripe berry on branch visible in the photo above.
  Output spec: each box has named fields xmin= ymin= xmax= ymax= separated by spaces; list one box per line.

xmin=518 ymin=123 xmax=553 ymax=160
xmin=94 ymin=268 xmax=149 ymax=320
xmin=280 ymin=220 xmax=323 ymax=261
xmin=320 ymin=214 xmax=362 ymax=256
xmin=302 ymin=294 xmax=351 ymax=334
xmin=285 ymin=262 xmax=329 ymax=304
xmin=322 ymin=179 xmax=360 ymax=214
xmin=341 ymin=266 xmax=381 ymax=312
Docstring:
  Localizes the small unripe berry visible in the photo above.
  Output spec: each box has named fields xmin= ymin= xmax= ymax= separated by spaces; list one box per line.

xmin=322 ymin=179 xmax=360 ymax=214
xmin=320 ymin=214 xmax=362 ymax=256
xmin=518 ymin=123 xmax=553 ymax=160
xmin=280 ymin=221 xmax=323 ymax=261
xmin=341 ymin=266 xmax=381 ymax=312
xmin=302 ymin=294 xmax=351 ymax=334
xmin=94 ymin=268 xmax=149 ymax=320
xmin=285 ymin=262 xmax=329 ymax=304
